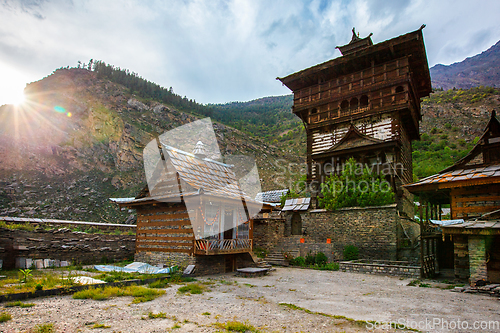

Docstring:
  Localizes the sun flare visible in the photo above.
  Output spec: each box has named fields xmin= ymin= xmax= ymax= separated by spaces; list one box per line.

xmin=10 ymin=90 xmax=26 ymax=106
xmin=0 ymin=63 xmax=30 ymax=107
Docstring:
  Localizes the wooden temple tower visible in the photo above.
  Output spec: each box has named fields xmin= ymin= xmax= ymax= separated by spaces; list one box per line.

xmin=278 ymin=26 xmax=432 ymax=214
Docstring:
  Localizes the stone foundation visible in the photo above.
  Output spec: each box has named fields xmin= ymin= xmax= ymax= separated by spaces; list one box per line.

xmin=469 ymin=236 xmax=488 ymax=285
xmin=135 ymin=251 xmax=255 ymax=276
xmin=453 ymin=235 xmax=469 ymax=280
xmin=340 ymin=260 xmax=420 ymax=278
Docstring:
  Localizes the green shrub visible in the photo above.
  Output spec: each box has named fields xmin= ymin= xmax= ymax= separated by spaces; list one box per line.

xmin=213 ymin=320 xmax=259 ymax=332
xmin=315 ymin=252 xmax=328 ymax=266
xmin=148 ymin=311 xmax=167 ymax=319
xmin=318 ymin=262 xmax=339 ymax=271
xmin=305 ymin=253 xmax=316 ymax=266
xmin=319 ymin=158 xmax=394 ymax=210
xmin=289 ymin=256 xmax=305 ymax=266
xmin=343 ymin=245 xmax=359 ymax=260
xmin=0 ymin=312 xmax=12 ymax=322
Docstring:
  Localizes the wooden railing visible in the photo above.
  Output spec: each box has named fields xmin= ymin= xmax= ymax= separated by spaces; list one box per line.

xmin=194 ymin=239 xmax=252 ymax=255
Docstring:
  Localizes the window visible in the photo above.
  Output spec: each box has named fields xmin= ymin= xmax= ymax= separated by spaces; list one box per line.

xmin=340 ymin=100 xmax=349 ymax=114
xmin=360 ymin=95 xmax=369 ymax=107
xmin=350 ymin=97 xmax=359 ymax=110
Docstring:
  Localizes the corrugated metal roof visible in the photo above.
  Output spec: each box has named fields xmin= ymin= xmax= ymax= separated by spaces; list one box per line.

xmin=255 ymin=189 xmax=289 ymax=203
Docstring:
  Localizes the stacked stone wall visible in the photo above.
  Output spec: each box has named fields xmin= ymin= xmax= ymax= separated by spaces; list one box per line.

xmin=0 ymin=227 xmax=135 ymax=268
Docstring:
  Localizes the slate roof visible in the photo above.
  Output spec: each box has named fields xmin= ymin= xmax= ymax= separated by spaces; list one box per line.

xmin=255 ymin=189 xmax=289 ymax=203
xmin=282 ymin=198 xmax=311 ymax=211
xmin=406 ymin=111 xmax=500 ymax=192
xmin=442 ymin=220 xmax=500 ymax=229
xmin=118 ymin=144 xmax=254 ymax=204
xmin=406 ymin=164 xmax=500 ymax=188
xmin=164 ymin=146 xmax=244 ymax=199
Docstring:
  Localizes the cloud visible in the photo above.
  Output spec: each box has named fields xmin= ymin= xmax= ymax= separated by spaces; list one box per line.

xmin=0 ymin=0 xmax=500 ymax=106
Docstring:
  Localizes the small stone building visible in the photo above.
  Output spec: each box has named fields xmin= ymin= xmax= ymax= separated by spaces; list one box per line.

xmin=406 ymin=111 xmax=500 ymax=284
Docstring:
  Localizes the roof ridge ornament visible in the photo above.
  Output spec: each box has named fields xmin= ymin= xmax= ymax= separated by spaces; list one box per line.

xmin=193 ymin=140 xmax=207 ymax=159
xmin=336 ymin=28 xmax=373 ymax=55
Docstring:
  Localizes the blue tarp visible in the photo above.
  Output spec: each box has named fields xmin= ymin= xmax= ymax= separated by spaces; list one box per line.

xmin=94 ymin=262 xmax=177 ymax=274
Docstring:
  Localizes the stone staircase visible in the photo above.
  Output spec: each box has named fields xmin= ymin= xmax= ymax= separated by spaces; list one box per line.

xmin=265 ymin=249 xmax=300 ymax=266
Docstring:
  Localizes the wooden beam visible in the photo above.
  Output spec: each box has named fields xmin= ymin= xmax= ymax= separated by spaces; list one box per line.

xmin=136 ymin=229 xmax=194 ymax=235
xmin=137 ymin=219 xmax=191 ymax=227
xmin=136 ymin=247 xmax=193 ymax=253
xmin=136 ymin=236 xmax=194 ymax=241
xmin=136 ymin=241 xmax=193 ymax=247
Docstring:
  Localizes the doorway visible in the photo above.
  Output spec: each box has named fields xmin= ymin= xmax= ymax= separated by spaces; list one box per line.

xmin=291 ymin=213 xmax=302 ymax=235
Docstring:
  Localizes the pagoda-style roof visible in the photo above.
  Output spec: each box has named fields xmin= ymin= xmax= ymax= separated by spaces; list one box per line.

xmin=336 ymin=28 xmax=373 ymax=56
xmin=405 ymin=111 xmax=500 ymax=193
xmin=277 ymin=25 xmax=431 ymax=99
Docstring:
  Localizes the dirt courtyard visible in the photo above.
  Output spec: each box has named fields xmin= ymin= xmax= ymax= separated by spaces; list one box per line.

xmin=1 ymin=267 xmax=499 ymax=332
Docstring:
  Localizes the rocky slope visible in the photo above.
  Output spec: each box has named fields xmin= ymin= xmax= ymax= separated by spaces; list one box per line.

xmin=0 ymin=68 xmax=302 ymax=222
xmin=430 ymin=40 xmax=500 ymax=90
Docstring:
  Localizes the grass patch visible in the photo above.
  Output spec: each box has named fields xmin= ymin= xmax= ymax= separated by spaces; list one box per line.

xmin=5 ymin=300 xmax=35 ymax=308
xmin=202 ymin=312 xmax=211 ymax=316
xmin=32 ymin=323 xmax=55 ymax=333
xmin=407 ymin=279 xmax=420 ymax=287
xmin=213 ymin=320 xmax=260 ymax=332
xmin=92 ymin=323 xmax=111 ymax=329
xmin=219 ymin=280 xmax=235 ymax=285
xmin=172 ymin=323 xmax=181 ymax=329
xmin=73 ymin=285 xmax=165 ymax=303
xmin=148 ymin=312 xmax=167 ymax=319
xmin=318 ymin=262 xmax=340 ymax=271
xmin=0 ymin=221 xmax=35 ymax=231
xmin=243 ymin=283 xmax=256 ymax=288
xmin=167 ymin=273 xmax=196 ymax=284
xmin=177 ymin=283 xmax=208 ymax=295
xmin=0 ymin=312 xmax=12 ymax=322
xmin=148 ymin=279 xmax=169 ymax=289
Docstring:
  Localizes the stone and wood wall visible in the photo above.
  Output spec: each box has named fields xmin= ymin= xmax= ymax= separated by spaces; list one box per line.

xmin=265 ymin=205 xmax=419 ymax=263
xmin=0 ymin=227 xmax=135 ymax=269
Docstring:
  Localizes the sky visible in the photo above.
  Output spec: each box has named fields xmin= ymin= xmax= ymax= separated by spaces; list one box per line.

xmin=1 ymin=0 xmax=500 ymax=107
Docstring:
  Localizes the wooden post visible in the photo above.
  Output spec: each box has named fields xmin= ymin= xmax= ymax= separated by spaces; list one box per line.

xmin=419 ymin=202 xmax=424 ymax=278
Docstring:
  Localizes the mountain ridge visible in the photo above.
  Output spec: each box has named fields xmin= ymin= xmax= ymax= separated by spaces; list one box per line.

xmin=430 ymin=39 xmax=500 ymax=90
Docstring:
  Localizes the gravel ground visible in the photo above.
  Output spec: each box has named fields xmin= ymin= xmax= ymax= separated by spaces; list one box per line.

xmin=1 ymin=267 xmax=499 ymax=333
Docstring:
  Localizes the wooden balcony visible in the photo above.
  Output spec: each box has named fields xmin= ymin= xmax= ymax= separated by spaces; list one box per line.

xmin=194 ymin=239 xmax=252 ymax=255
